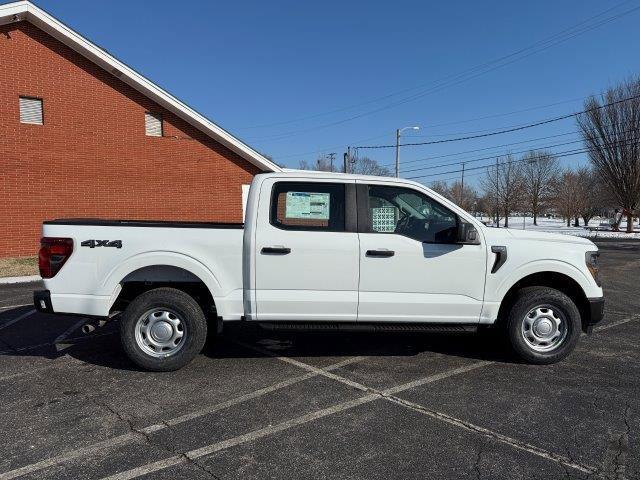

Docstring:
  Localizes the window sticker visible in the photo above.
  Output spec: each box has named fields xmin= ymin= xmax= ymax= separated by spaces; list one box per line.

xmin=372 ymin=206 xmax=397 ymax=232
xmin=285 ymin=192 xmax=330 ymax=220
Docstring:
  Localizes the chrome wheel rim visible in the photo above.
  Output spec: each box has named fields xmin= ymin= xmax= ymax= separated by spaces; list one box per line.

xmin=521 ymin=305 xmax=568 ymax=352
xmin=135 ymin=309 xmax=186 ymax=358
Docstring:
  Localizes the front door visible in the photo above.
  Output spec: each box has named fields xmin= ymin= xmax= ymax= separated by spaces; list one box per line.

xmin=357 ymin=181 xmax=486 ymax=323
xmin=253 ymin=178 xmax=359 ymax=321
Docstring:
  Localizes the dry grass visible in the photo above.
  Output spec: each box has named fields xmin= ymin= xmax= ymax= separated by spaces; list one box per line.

xmin=0 ymin=256 xmax=39 ymax=278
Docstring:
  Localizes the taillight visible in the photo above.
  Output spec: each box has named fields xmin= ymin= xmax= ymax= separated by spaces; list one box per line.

xmin=39 ymin=237 xmax=74 ymax=279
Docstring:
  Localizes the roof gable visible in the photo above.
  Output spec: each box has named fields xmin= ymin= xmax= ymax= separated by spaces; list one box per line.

xmin=0 ymin=1 xmax=281 ymax=172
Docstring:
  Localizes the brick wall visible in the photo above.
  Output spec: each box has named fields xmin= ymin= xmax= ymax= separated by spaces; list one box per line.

xmin=0 ymin=21 xmax=261 ymax=258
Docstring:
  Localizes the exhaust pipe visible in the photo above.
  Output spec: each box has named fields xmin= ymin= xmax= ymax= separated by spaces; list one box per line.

xmin=81 ymin=319 xmax=108 ymax=334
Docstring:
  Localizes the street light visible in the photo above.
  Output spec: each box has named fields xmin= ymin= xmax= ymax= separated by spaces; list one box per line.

xmin=395 ymin=125 xmax=420 ymax=177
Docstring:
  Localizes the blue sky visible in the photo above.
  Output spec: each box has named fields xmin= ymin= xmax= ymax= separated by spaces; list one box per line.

xmin=34 ymin=0 xmax=640 ymax=186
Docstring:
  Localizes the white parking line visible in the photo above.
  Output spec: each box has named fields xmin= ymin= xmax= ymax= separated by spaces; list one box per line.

xmin=236 ymin=341 xmax=597 ymax=476
xmin=595 ymin=314 xmax=640 ymax=332
xmin=0 ymin=331 xmax=116 ymax=355
xmin=0 ymin=309 xmax=35 ymax=332
xmin=97 ymin=361 xmax=491 ymax=480
xmin=0 ymin=356 xmax=87 ymax=382
xmin=0 ymin=356 xmax=365 ymax=480
xmin=53 ymin=319 xmax=87 ymax=351
xmin=0 ymin=304 xmax=29 ymax=310
xmin=4 ymin=313 xmax=637 ymax=480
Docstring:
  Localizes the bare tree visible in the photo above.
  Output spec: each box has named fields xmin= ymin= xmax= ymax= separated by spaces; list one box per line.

xmin=477 ymin=193 xmax=502 ymax=224
xmin=448 ymin=180 xmax=478 ymax=211
xmin=554 ymin=170 xmax=581 ymax=227
xmin=480 ymin=155 xmax=524 ymax=227
xmin=428 ymin=180 xmax=477 ymax=212
xmin=350 ymin=156 xmax=391 ymax=176
xmin=572 ymin=167 xmax=603 ymax=226
xmin=521 ymin=150 xmax=559 ymax=225
xmin=299 ymin=155 xmax=336 ymax=172
xmin=428 ymin=180 xmax=449 ymax=197
xmin=577 ymin=78 xmax=640 ymax=233
xmin=299 ymin=155 xmax=390 ymax=176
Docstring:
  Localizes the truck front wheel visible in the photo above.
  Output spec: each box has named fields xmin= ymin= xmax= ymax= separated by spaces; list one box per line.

xmin=506 ymin=286 xmax=581 ymax=364
xmin=120 ymin=287 xmax=207 ymax=371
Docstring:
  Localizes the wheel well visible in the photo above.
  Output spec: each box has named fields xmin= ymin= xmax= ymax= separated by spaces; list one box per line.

xmin=111 ymin=265 xmax=216 ymax=320
xmin=497 ymin=272 xmax=590 ymax=329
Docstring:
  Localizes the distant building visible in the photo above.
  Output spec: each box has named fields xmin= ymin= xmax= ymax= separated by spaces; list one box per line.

xmin=0 ymin=1 xmax=280 ymax=258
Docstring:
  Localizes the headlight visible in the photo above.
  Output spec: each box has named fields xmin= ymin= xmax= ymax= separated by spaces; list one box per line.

xmin=585 ymin=251 xmax=600 ymax=286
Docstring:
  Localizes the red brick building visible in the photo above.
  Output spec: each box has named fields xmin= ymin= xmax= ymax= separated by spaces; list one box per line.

xmin=0 ymin=1 xmax=280 ymax=258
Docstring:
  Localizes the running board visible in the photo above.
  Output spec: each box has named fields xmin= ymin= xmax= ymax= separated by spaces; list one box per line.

xmin=257 ymin=322 xmax=478 ymax=333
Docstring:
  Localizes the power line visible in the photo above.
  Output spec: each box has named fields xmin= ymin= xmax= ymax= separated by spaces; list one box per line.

xmin=401 ymin=122 xmax=640 ymax=173
xmin=355 ymin=93 xmax=640 ymax=149
xmin=239 ymin=0 xmax=640 ymax=135
xmin=243 ymin=2 xmax=640 ymax=142
xmin=407 ymin=136 xmax=640 ymax=181
xmin=401 ymin=137 xmax=585 ymax=174
xmin=380 ymin=131 xmax=580 ymax=167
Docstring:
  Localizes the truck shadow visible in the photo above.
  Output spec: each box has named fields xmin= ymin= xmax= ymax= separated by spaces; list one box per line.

xmin=0 ymin=307 xmax=517 ymax=371
xmin=210 ymin=324 xmax=517 ymax=365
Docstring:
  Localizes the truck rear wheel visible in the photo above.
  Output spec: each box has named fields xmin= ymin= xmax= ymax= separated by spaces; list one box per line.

xmin=120 ymin=287 xmax=207 ymax=371
xmin=506 ymin=286 xmax=581 ymax=364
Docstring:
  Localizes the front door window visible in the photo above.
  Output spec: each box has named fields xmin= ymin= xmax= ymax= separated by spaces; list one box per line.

xmin=367 ymin=185 xmax=458 ymax=243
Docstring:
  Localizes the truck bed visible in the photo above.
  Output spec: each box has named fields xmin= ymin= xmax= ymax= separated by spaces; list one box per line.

xmin=41 ymin=218 xmax=245 ymax=318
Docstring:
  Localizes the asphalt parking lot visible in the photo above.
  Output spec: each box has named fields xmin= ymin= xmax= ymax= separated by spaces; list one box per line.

xmin=0 ymin=238 xmax=638 ymax=480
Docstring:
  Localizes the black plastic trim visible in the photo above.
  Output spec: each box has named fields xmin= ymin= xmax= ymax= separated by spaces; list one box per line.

xmin=258 ymin=321 xmax=478 ymax=333
xmin=366 ymin=249 xmax=395 ymax=257
xmin=585 ymin=297 xmax=605 ymax=333
xmin=345 ymin=183 xmax=358 ymax=233
xmin=491 ymin=246 xmax=507 ymax=273
xmin=34 ymin=290 xmax=53 ymax=313
xmin=261 ymin=247 xmax=291 ymax=255
xmin=43 ymin=219 xmax=244 ymax=229
xmin=356 ymin=184 xmax=370 ymax=233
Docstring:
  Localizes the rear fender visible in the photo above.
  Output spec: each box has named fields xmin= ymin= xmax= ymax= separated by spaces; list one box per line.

xmin=102 ymin=251 xmax=222 ymax=311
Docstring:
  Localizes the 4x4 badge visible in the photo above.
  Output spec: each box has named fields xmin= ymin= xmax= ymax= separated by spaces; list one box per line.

xmin=81 ymin=240 xmax=122 ymax=249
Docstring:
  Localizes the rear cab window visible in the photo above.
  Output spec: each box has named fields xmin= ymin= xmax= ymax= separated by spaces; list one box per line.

xmin=270 ymin=182 xmax=346 ymax=232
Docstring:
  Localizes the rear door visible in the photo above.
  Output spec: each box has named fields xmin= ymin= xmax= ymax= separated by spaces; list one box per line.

xmin=356 ymin=181 xmax=486 ymax=323
xmin=253 ymin=178 xmax=359 ymax=321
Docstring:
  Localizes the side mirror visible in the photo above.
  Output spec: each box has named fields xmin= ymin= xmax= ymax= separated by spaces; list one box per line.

xmin=457 ymin=221 xmax=480 ymax=245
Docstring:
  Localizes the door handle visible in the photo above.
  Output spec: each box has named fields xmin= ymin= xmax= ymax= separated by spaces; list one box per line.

xmin=261 ymin=246 xmax=291 ymax=255
xmin=366 ymin=249 xmax=395 ymax=258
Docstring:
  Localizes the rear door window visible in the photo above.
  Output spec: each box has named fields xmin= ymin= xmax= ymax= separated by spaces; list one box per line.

xmin=270 ymin=182 xmax=346 ymax=232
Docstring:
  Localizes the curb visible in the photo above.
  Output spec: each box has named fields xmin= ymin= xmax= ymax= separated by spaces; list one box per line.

xmin=0 ymin=275 xmax=42 ymax=285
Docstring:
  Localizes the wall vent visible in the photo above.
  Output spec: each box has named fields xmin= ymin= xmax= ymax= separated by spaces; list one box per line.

xmin=19 ymin=97 xmax=43 ymax=125
xmin=145 ymin=112 xmax=163 ymax=137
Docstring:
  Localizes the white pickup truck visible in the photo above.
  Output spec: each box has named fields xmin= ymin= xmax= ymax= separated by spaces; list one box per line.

xmin=34 ymin=171 xmax=604 ymax=371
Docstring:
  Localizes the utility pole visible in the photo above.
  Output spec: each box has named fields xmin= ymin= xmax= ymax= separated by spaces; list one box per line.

xmin=495 ymin=158 xmax=499 ymax=227
xmin=461 ymin=162 xmax=466 ymax=190
xmin=327 ymin=152 xmax=336 ymax=172
xmin=343 ymin=147 xmax=351 ymax=173
xmin=395 ymin=129 xmax=401 ymax=178
xmin=395 ymin=126 xmax=420 ymax=178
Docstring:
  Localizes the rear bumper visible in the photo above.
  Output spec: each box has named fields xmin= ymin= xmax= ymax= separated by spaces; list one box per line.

xmin=34 ymin=290 xmax=54 ymax=313
xmin=583 ymin=297 xmax=605 ymax=334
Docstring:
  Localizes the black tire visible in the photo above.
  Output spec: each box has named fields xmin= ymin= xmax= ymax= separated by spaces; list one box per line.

xmin=506 ymin=286 xmax=581 ymax=364
xmin=120 ymin=287 xmax=207 ymax=371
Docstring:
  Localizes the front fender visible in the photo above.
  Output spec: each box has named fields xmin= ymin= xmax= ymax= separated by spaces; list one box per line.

xmin=479 ymin=259 xmax=598 ymax=325
xmin=492 ymin=259 xmax=594 ymax=303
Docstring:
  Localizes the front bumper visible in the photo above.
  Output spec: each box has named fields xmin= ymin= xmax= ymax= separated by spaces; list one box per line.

xmin=583 ymin=297 xmax=605 ymax=334
xmin=34 ymin=290 xmax=54 ymax=313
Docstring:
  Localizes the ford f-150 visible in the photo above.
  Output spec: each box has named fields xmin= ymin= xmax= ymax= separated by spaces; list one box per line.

xmin=34 ymin=171 xmax=604 ymax=371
